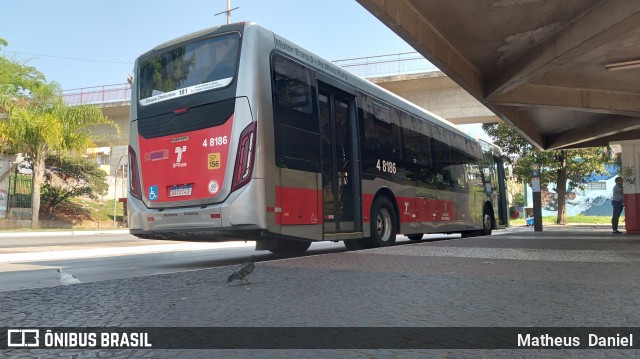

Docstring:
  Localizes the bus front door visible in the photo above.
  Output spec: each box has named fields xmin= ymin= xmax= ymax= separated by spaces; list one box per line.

xmin=318 ymin=86 xmax=360 ymax=235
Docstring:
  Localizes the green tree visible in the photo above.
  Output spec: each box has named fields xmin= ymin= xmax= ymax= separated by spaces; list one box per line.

xmin=482 ymin=122 xmax=609 ymax=225
xmin=0 ymin=40 xmax=118 ymax=227
xmin=0 ymin=38 xmax=46 ymax=95
xmin=41 ymin=155 xmax=109 ymax=211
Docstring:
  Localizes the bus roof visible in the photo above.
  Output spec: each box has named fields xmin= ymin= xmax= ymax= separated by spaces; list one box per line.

xmin=137 ymin=22 xmax=247 ymax=61
xmin=137 ymin=21 xmax=484 ymax=146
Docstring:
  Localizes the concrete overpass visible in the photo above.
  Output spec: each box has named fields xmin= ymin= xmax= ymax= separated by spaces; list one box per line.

xmin=356 ymin=0 xmax=640 ymax=151
xmin=372 ymin=72 xmax=497 ymax=125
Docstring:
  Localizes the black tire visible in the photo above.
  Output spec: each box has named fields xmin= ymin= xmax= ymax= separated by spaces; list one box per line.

xmin=268 ymin=239 xmax=312 ymax=254
xmin=407 ymin=234 xmax=423 ymax=241
xmin=343 ymin=239 xmax=365 ymax=251
xmin=481 ymin=207 xmax=493 ymax=236
xmin=134 ymin=233 xmax=166 ymax=240
xmin=460 ymin=230 xmax=481 ymax=238
xmin=367 ymin=196 xmax=397 ymax=247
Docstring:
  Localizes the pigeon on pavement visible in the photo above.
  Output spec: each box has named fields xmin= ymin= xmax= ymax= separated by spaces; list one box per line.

xmin=58 ymin=268 xmax=81 ymax=285
xmin=227 ymin=256 xmax=256 ymax=284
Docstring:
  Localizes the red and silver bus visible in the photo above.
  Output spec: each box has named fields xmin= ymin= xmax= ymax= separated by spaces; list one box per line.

xmin=128 ymin=22 xmax=508 ymax=253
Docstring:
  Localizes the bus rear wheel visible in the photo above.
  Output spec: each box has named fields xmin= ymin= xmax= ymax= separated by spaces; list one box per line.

xmin=267 ymin=239 xmax=312 ymax=254
xmin=367 ymin=196 xmax=397 ymax=247
xmin=482 ymin=208 xmax=493 ymax=236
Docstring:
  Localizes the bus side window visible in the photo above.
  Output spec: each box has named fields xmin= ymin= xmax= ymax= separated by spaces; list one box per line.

xmin=271 ymin=54 xmax=320 ymax=172
xmin=449 ymin=148 xmax=469 ymax=190
xmin=362 ymin=111 xmax=402 ymax=161
xmin=466 ymin=163 xmax=484 ymax=193
xmin=479 ymin=152 xmax=499 ymax=193
xmin=402 ymin=128 xmax=431 ymax=184
xmin=272 ymin=55 xmax=313 ymax=117
xmin=431 ymin=138 xmax=452 ymax=187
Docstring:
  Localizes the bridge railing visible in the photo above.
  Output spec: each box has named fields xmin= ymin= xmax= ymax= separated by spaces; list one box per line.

xmin=334 ymin=52 xmax=436 ymax=78
xmin=63 ymin=52 xmax=435 ymax=105
xmin=63 ymin=83 xmax=131 ymax=106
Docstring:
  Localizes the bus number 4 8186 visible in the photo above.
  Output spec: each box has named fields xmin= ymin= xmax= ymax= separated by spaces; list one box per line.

xmin=376 ymin=159 xmax=396 ymax=174
xmin=202 ymin=136 xmax=228 ymax=147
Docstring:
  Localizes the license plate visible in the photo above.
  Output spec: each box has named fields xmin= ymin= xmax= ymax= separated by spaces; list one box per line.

xmin=169 ymin=185 xmax=192 ymax=197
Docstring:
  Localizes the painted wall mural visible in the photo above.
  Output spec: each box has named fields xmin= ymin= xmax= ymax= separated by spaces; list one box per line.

xmin=622 ymin=165 xmax=635 ymax=186
xmin=525 ymin=164 xmax=623 ymax=217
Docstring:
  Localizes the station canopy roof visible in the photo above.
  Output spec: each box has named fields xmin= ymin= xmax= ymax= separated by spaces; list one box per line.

xmin=357 ymin=0 xmax=640 ymax=150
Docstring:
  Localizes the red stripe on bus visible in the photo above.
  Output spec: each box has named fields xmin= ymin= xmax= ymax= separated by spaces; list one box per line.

xmin=273 ymin=188 xmax=460 ymax=226
xmin=362 ymin=194 xmax=374 ymax=223
xmin=275 ymin=186 xmax=322 ymax=226
xmin=363 ymin=194 xmax=457 ymax=224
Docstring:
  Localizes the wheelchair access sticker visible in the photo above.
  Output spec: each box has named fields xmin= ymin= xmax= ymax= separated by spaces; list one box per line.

xmin=148 ymin=185 xmax=159 ymax=201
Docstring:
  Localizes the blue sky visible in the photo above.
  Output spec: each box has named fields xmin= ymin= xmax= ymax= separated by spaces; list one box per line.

xmin=0 ymin=0 xmax=488 ymax=140
xmin=1 ymin=0 xmax=415 ymax=90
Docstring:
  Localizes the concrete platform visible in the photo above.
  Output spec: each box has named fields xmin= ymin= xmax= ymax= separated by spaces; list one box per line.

xmin=2 ymin=228 xmax=640 ymax=358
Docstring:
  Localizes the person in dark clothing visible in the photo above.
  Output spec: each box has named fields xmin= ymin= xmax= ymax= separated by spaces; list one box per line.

xmin=611 ymin=176 xmax=624 ymax=234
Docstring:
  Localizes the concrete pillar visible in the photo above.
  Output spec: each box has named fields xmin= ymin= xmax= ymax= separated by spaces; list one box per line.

xmin=614 ymin=141 xmax=640 ymax=234
xmin=0 ymin=156 xmax=9 ymax=219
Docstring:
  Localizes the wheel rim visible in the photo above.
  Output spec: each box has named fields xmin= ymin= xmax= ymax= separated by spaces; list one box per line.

xmin=483 ymin=213 xmax=492 ymax=231
xmin=376 ymin=208 xmax=392 ymax=242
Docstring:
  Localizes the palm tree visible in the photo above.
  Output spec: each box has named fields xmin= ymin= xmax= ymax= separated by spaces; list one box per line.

xmin=0 ymin=83 xmax=118 ymax=228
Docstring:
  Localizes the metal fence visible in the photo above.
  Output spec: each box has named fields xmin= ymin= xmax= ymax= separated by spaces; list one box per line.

xmin=62 ymin=52 xmax=437 ymax=106
xmin=8 ymin=174 xmax=32 ymax=209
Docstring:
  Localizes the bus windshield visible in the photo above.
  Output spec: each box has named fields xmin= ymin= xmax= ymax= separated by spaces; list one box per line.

xmin=138 ymin=33 xmax=240 ymax=106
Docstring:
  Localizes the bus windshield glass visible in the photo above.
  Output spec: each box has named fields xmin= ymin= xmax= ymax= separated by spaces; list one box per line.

xmin=138 ymin=33 xmax=240 ymax=106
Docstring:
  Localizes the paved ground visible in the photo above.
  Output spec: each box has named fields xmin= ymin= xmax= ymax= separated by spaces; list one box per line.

xmin=1 ymin=227 xmax=640 ymax=358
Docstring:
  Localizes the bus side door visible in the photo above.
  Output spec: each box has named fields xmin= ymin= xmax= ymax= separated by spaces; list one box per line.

xmin=318 ymin=84 xmax=361 ymax=235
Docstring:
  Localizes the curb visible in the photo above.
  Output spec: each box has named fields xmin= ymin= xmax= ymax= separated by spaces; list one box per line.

xmin=0 ymin=229 xmax=130 ymax=238
xmin=0 ymin=241 xmax=253 ymax=263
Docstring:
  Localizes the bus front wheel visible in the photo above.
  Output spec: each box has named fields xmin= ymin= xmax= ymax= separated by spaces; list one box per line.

xmin=267 ymin=239 xmax=312 ymax=254
xmin=368 ymin=196 xmax=397 ymax=247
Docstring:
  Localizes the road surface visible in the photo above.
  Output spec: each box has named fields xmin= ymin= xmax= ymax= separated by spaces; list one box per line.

xmin=0 ymin=232 xmax=457 ymax=292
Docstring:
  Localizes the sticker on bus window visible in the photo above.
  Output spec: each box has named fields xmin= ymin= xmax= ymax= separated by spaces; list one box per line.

xmin=208 ymin=153 xmax=221 ymax=169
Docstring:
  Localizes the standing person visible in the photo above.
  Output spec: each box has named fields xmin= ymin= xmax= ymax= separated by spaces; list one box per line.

xmin=612 ymin=176 xmax=624 ymax=234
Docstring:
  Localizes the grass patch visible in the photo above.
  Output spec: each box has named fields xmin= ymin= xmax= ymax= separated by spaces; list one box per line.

xmin=41 ymin=197 xmax=124 ymax=223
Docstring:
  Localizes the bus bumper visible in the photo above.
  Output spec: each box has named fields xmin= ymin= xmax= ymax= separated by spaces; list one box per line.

xmin=127 ymin=179 xmax=265 ymax=241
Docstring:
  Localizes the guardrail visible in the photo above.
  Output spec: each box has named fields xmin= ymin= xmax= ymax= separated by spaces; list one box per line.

xmin=335 ymin=52 xmax=437 ymax=78
xmin=63 ymin=83 xmax=131 ymax=106
xmin=63 ymin=52 xmax=435 ymax=106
